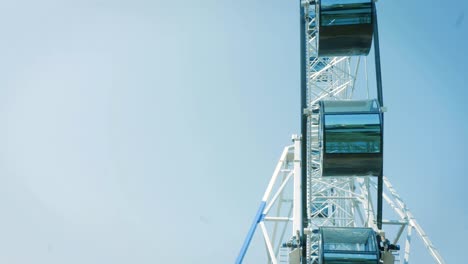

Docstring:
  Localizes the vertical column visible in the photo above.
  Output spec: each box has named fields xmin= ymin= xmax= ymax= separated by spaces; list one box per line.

xmin=299 ymin=0 xmax=308 ymax=261
xmin=292 ymin=135 xmax=303 ymax=235
xmin=373 ymin=1 xmax=384 ymax=231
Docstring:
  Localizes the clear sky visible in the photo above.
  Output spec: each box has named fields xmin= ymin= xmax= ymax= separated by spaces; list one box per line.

xmin=0 ymin=0 xmax=466 ymax=263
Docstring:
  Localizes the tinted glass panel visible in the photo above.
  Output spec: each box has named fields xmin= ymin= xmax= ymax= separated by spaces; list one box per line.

xmin=321 ymin=228 xmax=379 ymax=264
xmin=324 ymin=256 xmax=377 ymax=264
xmin=320 ymin=0 xmax=372 ymax=26
xmin=323 ymin=99 xmax=379 ymax=113
xmin=322 ymin=228 xmax=377 ymax=252
xmin=324 ymin=114 xmax=381 ymax=154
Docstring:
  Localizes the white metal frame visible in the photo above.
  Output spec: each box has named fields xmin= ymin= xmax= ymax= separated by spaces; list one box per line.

xmin=242 ymin=145 xmax=446 ymax=264
xmin=237 ymin=1 xmax=446 ymax=263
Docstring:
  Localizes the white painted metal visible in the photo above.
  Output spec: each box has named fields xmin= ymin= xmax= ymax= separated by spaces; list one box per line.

xmin=261 ymin=222 xmax=279 ymax=264
xmin=292 ymin=135 xmax=302 ymax=236
xmin=262 ymin=146 xmax=293 ymax=202
xmin=248 ymin=145 xmax=446 ymax=264
xmin=382 ymin=177 xmax=446 ymax=264
xmin=264 ymin=172 xmax=294 ymax=215
xmin=404 ymin=225 xmax=413 ymax=264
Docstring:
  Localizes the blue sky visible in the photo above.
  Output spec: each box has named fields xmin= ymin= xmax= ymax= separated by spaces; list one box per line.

xmin=0 ymin=0 xmax=466 ymax=263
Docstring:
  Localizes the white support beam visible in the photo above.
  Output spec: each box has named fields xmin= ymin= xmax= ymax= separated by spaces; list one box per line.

xmin=292 ymin=135 xmax=302 ymax=235
xmin=262 ymin=146 xmax=293 ymax=202
xmin=383 ymin=177 xmax=446 ymax=264
xmin=264 ymin=217 xmax=293 ymax=222
xmin=404 ymin=225 xmax=412 ymax=264
xmin=264 ymin=172 xmax=294 ymax=215
xmin=260 ymin=222 xmax=278 ymax=264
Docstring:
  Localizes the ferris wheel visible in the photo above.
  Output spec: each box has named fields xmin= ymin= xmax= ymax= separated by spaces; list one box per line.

xmin=236 ymin=1 xmax=446 ymax=264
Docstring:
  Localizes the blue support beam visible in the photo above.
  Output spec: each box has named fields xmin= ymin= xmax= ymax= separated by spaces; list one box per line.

xmin=235 ymin=201 xmax=267 ymax=264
